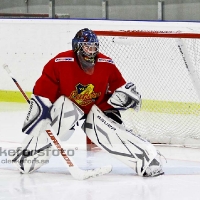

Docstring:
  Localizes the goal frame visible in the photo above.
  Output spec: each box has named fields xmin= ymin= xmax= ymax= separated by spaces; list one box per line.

xmin=87 ymin=29 xmax=200 ymax=150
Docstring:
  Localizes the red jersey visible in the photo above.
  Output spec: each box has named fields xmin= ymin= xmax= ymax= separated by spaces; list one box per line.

xmin=33 ymin=50 xmax=126 ymax=114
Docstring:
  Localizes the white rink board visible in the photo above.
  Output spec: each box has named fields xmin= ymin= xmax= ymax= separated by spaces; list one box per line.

xmin=0 ymin=19 xmax=200 ymax=100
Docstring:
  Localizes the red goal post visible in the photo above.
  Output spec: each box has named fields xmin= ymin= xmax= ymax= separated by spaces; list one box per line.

xmin=87 ymin=29 xmax=200 ymax=150
xmin=94 ymin=30 xmax=200 ymax=38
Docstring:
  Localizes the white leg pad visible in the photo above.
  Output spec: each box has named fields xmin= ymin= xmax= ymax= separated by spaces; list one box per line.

xmin=11 ymin=95 xmax=84 ymax=173
xmin=83 ymin=105 xmax=164 ymax=177
xmin=50 ymin=96 xmax=84 ymax=140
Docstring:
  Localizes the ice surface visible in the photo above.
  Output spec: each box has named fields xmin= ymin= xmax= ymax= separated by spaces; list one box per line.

xmin=0 ymin=102 xmax=200 ymax=200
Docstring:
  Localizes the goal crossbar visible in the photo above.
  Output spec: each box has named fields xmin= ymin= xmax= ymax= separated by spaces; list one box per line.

xmin=92 ymin=29 xmax=200 ymax=149
xmin=94 ymin=30 xmax=200 ymax=39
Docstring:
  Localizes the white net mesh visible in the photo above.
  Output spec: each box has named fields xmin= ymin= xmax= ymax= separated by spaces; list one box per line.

xmin=96 ymin=33 xmax=200 ymax=148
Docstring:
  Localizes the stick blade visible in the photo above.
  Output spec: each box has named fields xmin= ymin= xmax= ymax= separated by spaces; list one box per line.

xmin=77 ymin=165 xmax=112 ymax=180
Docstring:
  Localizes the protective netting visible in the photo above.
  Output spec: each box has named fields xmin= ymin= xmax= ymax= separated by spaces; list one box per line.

xmin=97 ymin=34 xmax=200 ymax=148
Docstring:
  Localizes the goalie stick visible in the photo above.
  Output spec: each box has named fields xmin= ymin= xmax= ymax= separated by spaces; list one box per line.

xmin=3 ymin=64 xmax=112 ymax=180
xmin=3 ymin=64 xmax=30 ymax=104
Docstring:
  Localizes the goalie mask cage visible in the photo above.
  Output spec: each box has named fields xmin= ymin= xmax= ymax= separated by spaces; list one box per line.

xmin=92 ymin=30 xmax=200 ymax=149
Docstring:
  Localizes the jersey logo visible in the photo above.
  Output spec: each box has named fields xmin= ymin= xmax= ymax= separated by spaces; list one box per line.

xmin=55 ymin=57 xmax=74 ymax=62
xmin=69 ymin=83 xmax=101 ymax=106
xmin=97 ymin=58 xmax=114 ymax=64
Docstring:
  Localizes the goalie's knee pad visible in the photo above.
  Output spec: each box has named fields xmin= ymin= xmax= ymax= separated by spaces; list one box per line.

xmin=49 ymin=96 xmax=84 ymax=141
xmin=22 ymin=94 xmax=52 ymax=135
xmin=83 ymin=105 xmax=164 ymax=177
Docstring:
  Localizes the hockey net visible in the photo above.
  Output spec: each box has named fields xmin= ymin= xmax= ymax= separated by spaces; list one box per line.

xmin=92 ymin=30 xmax=200 ymax=149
